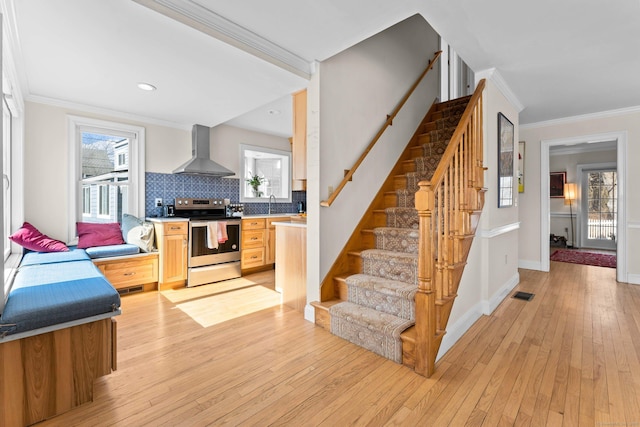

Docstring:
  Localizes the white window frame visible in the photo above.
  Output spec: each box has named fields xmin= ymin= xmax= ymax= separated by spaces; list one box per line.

xmin=239 ymin=144 xmax=292 ymax=203
xmin=67 ymin=116 xmax=145 ymax=244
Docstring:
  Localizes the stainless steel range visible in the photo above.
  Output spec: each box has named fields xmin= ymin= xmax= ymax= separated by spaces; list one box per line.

xmin=174 ymin=198 xmax=242 ymax=287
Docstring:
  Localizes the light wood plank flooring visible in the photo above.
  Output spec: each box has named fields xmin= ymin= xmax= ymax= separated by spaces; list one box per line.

xmin=38 ymin=263 xmax=640 ymax=426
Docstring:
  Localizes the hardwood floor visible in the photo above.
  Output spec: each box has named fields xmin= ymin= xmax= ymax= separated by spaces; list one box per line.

xmin=38 ymin=263 xmax=640 ymax=426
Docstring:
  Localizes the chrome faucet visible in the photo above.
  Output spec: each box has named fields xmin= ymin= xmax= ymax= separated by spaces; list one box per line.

xmin=268 ymin=194 xmax=276 ymax=215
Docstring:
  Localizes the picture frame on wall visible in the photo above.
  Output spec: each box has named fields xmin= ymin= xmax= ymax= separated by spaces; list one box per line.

xmin=518 ymin=141 xmax=525 ymax=193
xmin=550 ymin=171 xmax=566 ymax=198
xmin=498 ymin=112 xmax=514 ymax=208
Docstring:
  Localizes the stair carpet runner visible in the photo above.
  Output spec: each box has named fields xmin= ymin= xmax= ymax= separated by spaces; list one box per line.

xmin=329 ymin=98 xmax=469 ymax=363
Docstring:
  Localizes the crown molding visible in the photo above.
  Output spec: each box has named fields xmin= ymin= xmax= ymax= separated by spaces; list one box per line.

xmin=475 ymin=68 xmax=524 ymax=112
xmin=25 ymin=94 xmax=191 ymax=131
xmin=520 ymin=104 xmax=640 ymax=130
xmin=132 ymin=0 xmax=312 ymax=79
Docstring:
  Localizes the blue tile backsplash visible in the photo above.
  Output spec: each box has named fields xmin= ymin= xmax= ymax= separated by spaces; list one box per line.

xmin=145 ymin=172 xmax=306 ymax=217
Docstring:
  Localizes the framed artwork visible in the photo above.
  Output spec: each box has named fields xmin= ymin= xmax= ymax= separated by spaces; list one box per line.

xmin=497 ymin=112 xmax=514 ymax=208
xmin=518 ymin=141 xmax=525 ymax=193
xmin=550 ymin=172 xmax=566 ymax=198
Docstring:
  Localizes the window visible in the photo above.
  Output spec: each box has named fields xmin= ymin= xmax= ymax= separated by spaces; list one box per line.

xmin=2 ymin=96 xmax=11 ymax=260
xmin=82 ymin=187 xmax=91 ymax=215
xmin=240 ymin=144 xmax=291 ymax=203
xmin=98 ymin=185 xmax=110 ymax=216
xmin=68 ymin=116 xmax=145 ymax=243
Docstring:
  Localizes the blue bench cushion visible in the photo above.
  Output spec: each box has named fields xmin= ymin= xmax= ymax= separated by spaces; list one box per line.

xmin=0 ymin=260 xmax=121 ymax=336
xmin=20 ymin=247 xmax=90 ymax=266
xmin=85 ymin=243 xmax=140 ymax=259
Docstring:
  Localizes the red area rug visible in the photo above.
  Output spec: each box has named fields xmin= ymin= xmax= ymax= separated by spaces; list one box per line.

xmin=550 ymin=249 xmax=616 ymax=268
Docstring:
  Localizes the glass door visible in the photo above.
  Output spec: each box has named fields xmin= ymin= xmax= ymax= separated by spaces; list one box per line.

xmin=581 ymin=169 xmax=617 ymax=250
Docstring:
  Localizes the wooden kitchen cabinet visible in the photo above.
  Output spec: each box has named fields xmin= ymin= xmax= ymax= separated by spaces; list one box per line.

xmin=93 ymin=252 xmax=159 ymax=293
xmin=154 ymin=221 xmax=188 ymax=289
xmin=292 ymin=89 xmax=307 ymax=181
xmin=241 ymin=217 xmax=290 ymax=272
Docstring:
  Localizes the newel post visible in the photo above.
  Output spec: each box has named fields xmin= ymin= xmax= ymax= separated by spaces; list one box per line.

xmin=415 ymin=181 xmax=437 ymax=376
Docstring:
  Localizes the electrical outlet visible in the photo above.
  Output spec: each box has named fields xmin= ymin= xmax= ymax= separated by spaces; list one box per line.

xmin=155 ymin=198 xmax=162 ymax=207
xmin=328 ymin=186 xmax=334 ymax=195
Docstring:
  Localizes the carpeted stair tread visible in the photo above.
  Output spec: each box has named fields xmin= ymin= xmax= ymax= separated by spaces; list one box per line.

xmin=330 ymin=301 xmax=414 ymax=363
xmin=346 ymin=273 xmax=417 ymax=320
xmin=373 ymin=227 xmax=419 ymax=254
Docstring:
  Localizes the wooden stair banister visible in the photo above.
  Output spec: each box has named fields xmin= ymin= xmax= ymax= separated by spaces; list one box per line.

xmin=414 ymin=79 xmax=487 ymax=377
xmin=320 ymin=50 xmax=442 ymax=207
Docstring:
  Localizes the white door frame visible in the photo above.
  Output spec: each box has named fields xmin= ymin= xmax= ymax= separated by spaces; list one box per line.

xmin=540 ymin=131 xmax=627 ymax=282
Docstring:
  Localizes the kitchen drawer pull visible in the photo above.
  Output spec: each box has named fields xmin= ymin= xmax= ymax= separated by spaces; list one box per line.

xmin=170 ymin=226 xmax=182 ymax=230
xmin=124 ymin=272 xmax=136 ymax=276
xmin=251 ymin=255 xmax=258 ymax=259
xmin=251 ymin=237 xmax=258 ymax=240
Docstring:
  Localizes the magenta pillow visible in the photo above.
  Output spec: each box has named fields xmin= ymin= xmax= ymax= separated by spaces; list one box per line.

xmin=9 ymin=222 xmax=69 ymax=252
xmin=76 ymin=222 xmax=125 ymax=249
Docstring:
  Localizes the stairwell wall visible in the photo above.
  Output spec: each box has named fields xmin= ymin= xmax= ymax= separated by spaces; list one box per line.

xmin=310 ymin=14 xmax=440 ymax=295
xmin=437 ymin=78 xmax=522 ymax=359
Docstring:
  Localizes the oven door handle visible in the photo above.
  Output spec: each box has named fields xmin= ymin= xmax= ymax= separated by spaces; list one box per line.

xmin=190 ymin=220 xmax=240 ymax=227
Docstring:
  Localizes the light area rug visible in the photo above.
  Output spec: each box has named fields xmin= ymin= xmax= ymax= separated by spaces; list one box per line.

xmin=550 ymin=249 xmax=616 ymax=268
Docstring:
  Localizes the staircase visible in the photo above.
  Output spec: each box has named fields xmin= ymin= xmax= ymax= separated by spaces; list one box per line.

xmin=312 ymin=81 xmax=486 ymax=377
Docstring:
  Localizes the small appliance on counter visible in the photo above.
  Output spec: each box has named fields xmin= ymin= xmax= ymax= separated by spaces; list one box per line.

xmin=297 ymin=201 xmax=305 ymax=214
xmin=163 ymin=204 xmax=175 ymax=217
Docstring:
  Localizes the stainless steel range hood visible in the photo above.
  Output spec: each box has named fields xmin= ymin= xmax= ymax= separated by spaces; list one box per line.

xmin=173 ymin=124 xmax=234 ymax=177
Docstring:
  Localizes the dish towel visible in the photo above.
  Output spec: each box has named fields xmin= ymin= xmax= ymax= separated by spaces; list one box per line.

xmin=218 ymin=221 xmax=228 ymax=244
xmin=207 ymin=221 xmax=219 ymax=249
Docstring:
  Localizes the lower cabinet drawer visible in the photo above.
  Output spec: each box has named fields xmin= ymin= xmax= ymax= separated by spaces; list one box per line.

xmin=96 ymin=257 xmax=159 ymax=289
xmin=241 ymin=248 xmax=265 ymax=269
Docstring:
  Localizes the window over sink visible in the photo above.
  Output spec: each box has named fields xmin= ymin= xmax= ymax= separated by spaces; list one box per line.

xmin=240 ymin=144 xmax=292 ymax=203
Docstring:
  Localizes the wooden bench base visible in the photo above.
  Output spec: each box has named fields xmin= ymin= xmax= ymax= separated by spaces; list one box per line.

xmin=0 ymin=318 xmax=116 ymax=427
xmin=93 ymin=252 xmax=159 ymax=293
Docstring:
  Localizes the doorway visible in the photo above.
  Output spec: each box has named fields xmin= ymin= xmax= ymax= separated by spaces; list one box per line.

xmin=580 ymin=166 xmax=617 ymax=250
xmin=540 ymin=132 xmax=627 ymax=283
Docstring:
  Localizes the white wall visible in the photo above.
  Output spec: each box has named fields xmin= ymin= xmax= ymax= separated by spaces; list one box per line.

xmin=519 ymin=111 xmax=640 ymax=284
xmin=210 ymin=124 xmax=291 ymax=178
xmin=24 ymin=101 xmax=191 ymax=241
xmin=313 ymin=14 xmax=440 ymax=284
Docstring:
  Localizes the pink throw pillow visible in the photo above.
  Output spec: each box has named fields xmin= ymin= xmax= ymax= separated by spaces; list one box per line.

xmin=77 ymin=222 xmax=125 ymax=249
xmin=9 ymin=222 xmax=69 ymax=252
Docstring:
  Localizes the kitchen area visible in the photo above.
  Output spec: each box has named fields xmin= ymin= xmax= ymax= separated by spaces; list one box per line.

xmin=144 ymin=90 xmax=308 ymax=313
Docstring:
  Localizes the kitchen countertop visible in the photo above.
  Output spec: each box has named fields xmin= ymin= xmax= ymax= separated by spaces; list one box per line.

xmin=240 ymin=213 xmax=299 ymax=219
xmin=146 ymin=217 xmax=189 ymax=223
xmin=273 ymin=221 xmax=307 ymax=228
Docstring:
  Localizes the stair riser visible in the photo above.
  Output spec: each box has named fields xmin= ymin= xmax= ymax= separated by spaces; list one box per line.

xmin=385 ymin=209 xmax=419 ymax=229
xmin=348 ymin=286 xmax=416 ymax=320
xmin=374 ymin=229 xmax=419 ymax=254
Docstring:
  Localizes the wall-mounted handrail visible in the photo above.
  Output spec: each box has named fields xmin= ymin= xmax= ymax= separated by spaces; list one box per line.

xmin=320 ymin=50 xmax=442 ymax=207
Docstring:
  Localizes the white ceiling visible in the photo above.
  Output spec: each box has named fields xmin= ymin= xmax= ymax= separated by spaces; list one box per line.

xmin=5 ymin=0 xmax=640 ymax=138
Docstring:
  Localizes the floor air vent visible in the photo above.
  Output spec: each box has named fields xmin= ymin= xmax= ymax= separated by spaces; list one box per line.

xmin=117 ymin=285 xmax=144 ymax=295
xmin=512 ymin=291 xmax=534 ymax=301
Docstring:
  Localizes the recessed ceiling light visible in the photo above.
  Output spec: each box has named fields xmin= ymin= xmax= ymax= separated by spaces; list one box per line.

xmin=267 ymin=109 xmax=281 ymax=115
xmin=137 ymin=82 xmax=157 ymax=91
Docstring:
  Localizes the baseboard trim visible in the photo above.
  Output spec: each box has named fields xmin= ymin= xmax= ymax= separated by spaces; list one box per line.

xmin=436 ymin=271 xmax=520 ymax=361
xmin=627 ymin=274 xmax=640 ymax=286
xmin=519 ymin=259 xmax=543 ymax=271
xmin=304 ymin=304 xmax=315 ymax=323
